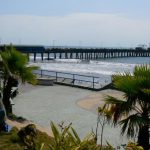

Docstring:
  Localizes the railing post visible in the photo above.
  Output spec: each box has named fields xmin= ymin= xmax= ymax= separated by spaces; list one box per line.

xmin=34 ymin=52 xmax=36 ymax=61
xmin=93 ymin=77 xmax=94 ymax=89
xmin=73 ymin=74 xmax=75 ymax=85
xmin=56 ymin=72 xmax=57 ymax=82
xmin=41 ymin=70 xmax=43 ymax=77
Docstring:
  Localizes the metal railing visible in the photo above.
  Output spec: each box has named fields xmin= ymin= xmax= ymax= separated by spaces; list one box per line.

xmin=33 ymin=70 xmax=101 ymax=89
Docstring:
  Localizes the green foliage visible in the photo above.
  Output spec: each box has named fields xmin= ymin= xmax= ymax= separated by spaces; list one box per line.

xmin=95 ymin=105 xmax=113 ymax=149
xmin=0 ymin=122 xmax=144 ymax=150
xmin=104 ymin=65 xmax=150 ymax=149
xmin=10 ymin=133 xmax=21 ymax=143
xmin=125 ymin=142 xmax=144 ymax=150
xmin=0 ymin=125 xmax=52 ymax=150
xmin=49 ymin=121 xmax=99 ymax=150
xmin=1 ymin=46 xmax=38 ymax=84
xmin=0 ymin=45 xmax=39 ymax=114
xmin=17 ymin=124 xmax=52 ymax=150
xmin=39 ymin=143 xmax=45 ymax=150
xmin=35 ymin=130 xmax=52 ymax=150
xmin=101 ymin=142 xmax=114 ymax=150
xmin=0 ymin=127 xmax=23 ymax=150
xmin=98 ymin=105 xmax=112 ymax=121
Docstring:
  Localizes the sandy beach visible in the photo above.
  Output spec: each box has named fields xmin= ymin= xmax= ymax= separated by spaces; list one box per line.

xmin=77 ymin=89 xmax=125 ymax=112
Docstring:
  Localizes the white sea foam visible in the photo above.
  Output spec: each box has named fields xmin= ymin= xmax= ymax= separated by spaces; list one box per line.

xmin=30 ymin=57 xmax=149 ymax=77
xmin=30 ymin=62 xmax=114 ymax=75
xmin=90 ymin=60 xmax=136 ymax=68
xmin=54 ymin=59 xmax=82 ymax=63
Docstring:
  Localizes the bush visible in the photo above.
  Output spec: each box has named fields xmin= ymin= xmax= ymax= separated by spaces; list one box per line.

xmin=49 ymin=121 xmax=99 ymax=150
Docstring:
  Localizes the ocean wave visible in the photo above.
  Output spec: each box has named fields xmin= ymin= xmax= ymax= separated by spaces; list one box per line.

xmin=30 ymin=57 xmax=148 ymax=77
xmin=30 ymin=62 xmax=115 ymax=76
xmin=54 ymin=59 xmax=82 ymax=63
xmin=89 ymin=60 xmax=136 ymax=68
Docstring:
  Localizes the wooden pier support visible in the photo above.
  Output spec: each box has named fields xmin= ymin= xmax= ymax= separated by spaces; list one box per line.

xmin=1 ymin=45 xmax=150 ymax=61
xmin=41 ymin=53 xmax=43 ymax=61
xmin=9 ymin=47 xmax=150 ymax=61
xmin=34 ymin=53 xmax=36 ymax=61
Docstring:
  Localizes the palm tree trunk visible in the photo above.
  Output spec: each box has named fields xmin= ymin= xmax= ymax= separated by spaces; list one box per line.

xmin=2 ymin=77 xmax=13 ymax=115
xmin=138 ymin=125 xmax=149 ymax=150
xmin=0 ymin=98 xmax=7 ymax=118
xmin=0 ymin=98 xmax=7 ymax=131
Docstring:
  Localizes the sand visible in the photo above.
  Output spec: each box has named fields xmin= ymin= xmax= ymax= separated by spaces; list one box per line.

xmin=77 ymin=89 xmax=125 ymax=112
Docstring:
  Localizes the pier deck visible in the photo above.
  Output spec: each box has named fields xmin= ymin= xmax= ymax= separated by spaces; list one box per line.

xmin=0 ymin=45 xmax=150 ymax=61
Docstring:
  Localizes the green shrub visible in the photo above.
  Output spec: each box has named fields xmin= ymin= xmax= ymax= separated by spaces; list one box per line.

xmin=49 ymin=121 xmax=99 ymax=150
xmin=125 ymin=142 xmax=144 ymax=150
xmin=10 ymin=134 xmax=21 ymax=143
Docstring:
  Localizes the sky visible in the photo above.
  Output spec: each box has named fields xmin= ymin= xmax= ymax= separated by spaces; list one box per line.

xmin=0 ymin=0 xmax=150 ymax=47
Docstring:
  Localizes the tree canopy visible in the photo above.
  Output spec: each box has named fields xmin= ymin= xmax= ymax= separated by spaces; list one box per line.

xmin=0 ymin=45 xmax=38 ymax=114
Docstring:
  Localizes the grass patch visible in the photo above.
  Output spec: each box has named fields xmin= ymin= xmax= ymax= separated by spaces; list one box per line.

xmin=0 ymin=127 xmax=53 ymax=150
xmin=0 ymin=127 xmax=23 ymax=150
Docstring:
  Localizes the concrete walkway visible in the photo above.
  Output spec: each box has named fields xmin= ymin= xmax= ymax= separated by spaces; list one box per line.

xmin=13 ymin=84 xmax=128 ymax=147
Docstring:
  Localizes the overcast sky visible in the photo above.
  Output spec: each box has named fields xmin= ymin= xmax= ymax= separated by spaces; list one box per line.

xmin=0 ymin=0 xmax=150 ymax=47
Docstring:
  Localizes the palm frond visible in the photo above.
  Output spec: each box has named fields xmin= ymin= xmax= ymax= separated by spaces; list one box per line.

xmin=50 ymin=121 xmax=61 ymax=144
xmin=119 ymin=114 xmax=146 ymax=138
xmin=113 ymin=75 xmax=139 ymax=96
xmin=141 ymin=88 xmax=150 ymax=95
xmin=103 ymin=64 xmax=150 ymax=144
xmin=1 ymin=47 xmax=38 ymax=84
xmin=134 ymin=64 xmax=150 ymax=79
xmin=71 ymin=127 xmax=81 ymax=144
xmin=105 ymin=96 xmax=125 ymax=105
xmin=98 ymin=104 xmax=113 ymax=122
xmin=105 ymin=96 xmax=133 ymax=123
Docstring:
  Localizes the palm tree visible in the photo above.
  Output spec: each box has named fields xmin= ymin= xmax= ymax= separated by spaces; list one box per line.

xmin=104 ymin=65 xmax=150 ymax=150
xmin=0 ymin=53 xmax=7 ymax=124
xmin=0 ymin=45 xmax=38 ymax=115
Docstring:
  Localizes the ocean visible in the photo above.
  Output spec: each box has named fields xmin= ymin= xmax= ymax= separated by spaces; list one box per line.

xmin=30 ymin=57 xmax=150 ymax=86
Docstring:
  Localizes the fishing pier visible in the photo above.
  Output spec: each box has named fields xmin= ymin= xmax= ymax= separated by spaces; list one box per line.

xmin=0 ymin=45 xmax=150 ymax=61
